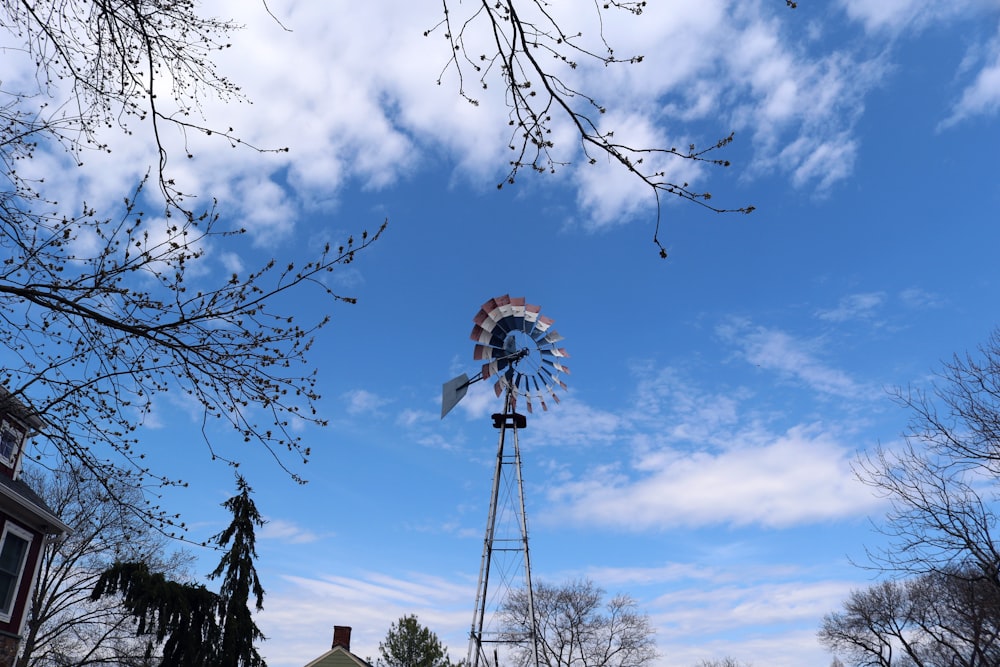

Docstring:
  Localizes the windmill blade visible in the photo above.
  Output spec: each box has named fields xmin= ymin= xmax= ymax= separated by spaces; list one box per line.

xmin=495 ymin=294 xmax=513 ymax=318
xmin=522 ymin=303 xmax=541 ymax=332
xmin=471 ymin=322 xmax=519 ymax=350
xmin=532 ymin=315 xmax=554 ymax=336
xmin=470 ymin=324 xmax=494 ymax=345
xmin=474 ymin=295 xmax=521 ymax=338
xmin=541 ymin=359 xmax=570 ymax=375
xmin=510 ymin=297 xmax=526 ymax=320
xmin=474 ymin=344 xmax=504 ymax=361
xmin=541 ymin=330 xmax=564 ymax=344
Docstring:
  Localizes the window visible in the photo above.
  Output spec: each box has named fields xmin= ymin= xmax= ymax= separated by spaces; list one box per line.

xmin=0 ymin=421 xmax=23 ymax=467
xmin=0 ymin=524 xmax=31 ymax=620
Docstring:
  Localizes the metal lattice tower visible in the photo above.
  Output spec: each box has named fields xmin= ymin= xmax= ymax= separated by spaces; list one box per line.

xmin=467 ymin=388 xmax=536 ymax=667
xmin=441 ymin=295 xmax=570 ymax=667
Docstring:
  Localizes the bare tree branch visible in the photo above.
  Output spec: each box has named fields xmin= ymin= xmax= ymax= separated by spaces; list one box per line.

xmin=430 ymin=0 xmax=796 ymax=256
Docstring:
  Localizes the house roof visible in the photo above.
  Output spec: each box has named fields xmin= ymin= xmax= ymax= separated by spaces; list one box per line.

xmin=304 ymin=644 xmax=374 ymax=667
xmin=0 ymin=387 xmax=44 ymax=433
xmin=0 ymin=474 xmax=70 ymax=535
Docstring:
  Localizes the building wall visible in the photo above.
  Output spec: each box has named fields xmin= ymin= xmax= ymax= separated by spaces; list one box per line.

xmin=0 ymin=515 xmax=44 ymax=640
xmin=0 ymin=631 xmax=19 ymax=667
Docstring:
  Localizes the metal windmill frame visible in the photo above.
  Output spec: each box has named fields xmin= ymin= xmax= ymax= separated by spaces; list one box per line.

xmin=441 ymin=295 xmax=570 ymax=667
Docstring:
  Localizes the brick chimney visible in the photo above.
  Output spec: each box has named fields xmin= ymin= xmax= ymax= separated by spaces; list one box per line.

xmin=332 ymin=626 xmax=352 ymax=651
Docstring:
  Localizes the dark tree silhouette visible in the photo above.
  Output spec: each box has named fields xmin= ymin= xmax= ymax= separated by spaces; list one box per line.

xmin=92 ymin=562 xmax=221 ymax=667
xmin=92 ymin=476 xmax=267 ymax=666
xmin=209 ymin=475 xmax=266 ymax=667
xmin=856 ymin=328 xmax=1000 ymax=579
xmin=820 ymin=567 xmax=1000 ymax=667
xmin=826 ymin=328 xmax=1000 ymax=666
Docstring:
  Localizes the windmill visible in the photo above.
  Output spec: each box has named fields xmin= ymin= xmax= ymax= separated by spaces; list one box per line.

xmin=442 ymin=295 xmax=569 ymax=667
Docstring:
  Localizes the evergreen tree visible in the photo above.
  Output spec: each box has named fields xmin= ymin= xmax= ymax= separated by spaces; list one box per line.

xmin=209 ymin=475 xmax=267 ymax=667
xmin=92 ymin=476 xmax=267 ymax=666
xmin=91 ymin=562 xmax=221 ymax=666
xmin=378 ymin=615 xmax=455 ymax=667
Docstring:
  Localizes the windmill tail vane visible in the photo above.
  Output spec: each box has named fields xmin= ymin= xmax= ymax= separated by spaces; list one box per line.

xmin=441 ymin=295 xmax=569 ymax=419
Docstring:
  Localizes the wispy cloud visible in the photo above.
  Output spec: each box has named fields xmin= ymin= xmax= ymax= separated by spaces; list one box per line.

xmin=899 ymin=287 xmax=944 ymax=310
xmin=260 ymin=518 xmax=326 ymax=544
xmin=941 ymin=24 xmax=1000 ymax=128
xmin=718 ymin=321 xmax=868 ymax=399
xmin=342 ymin=389 xmax=391 ymax=416
xmin=836 ymin=0 xmax=1000 ymax=130
xmin=259 ymin=571 xmax=472 ymax=667
xmin=838 ymin=0 xmax=992 ymax=35
xmin=817 ymin=292 xmax=886 ymax=322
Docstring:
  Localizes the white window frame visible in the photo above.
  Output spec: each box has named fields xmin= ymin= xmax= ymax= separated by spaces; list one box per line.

xmin=0 ymin=522 xmax=32 ymax=623
xmin=0 ymin=420 xmax=24 ymax=468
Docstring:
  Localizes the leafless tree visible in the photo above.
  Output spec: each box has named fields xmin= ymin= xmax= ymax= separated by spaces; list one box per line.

xmin=1 ymin=0 xmax=383 ymax=530
xmin=1 ymin=0 xmax=269 ymax=206
xmin=15 ymin=465 xmax=194 ymax=667
xmin=500 ymin=579 xmax=657 ymax=667
xmin=430 ymin=0 xmax=797 ymax=256
xmin=694 ymin=660 xmax=752 ymax=667
xmin=819 ymin=568 xmax=1000 ymax=667
xmin=856 ymin=329 xmax=1000 ymax=580
xmin=825 ymin=329 xmax=1000 ymax=666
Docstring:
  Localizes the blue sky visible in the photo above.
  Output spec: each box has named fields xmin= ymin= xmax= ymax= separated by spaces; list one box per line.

xmin=13 ymin=0 xmax=1000 ymax=666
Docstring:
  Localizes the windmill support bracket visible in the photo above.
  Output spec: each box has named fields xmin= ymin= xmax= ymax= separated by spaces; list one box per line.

xmin=492 ymin=412 xmax=526 ymax=429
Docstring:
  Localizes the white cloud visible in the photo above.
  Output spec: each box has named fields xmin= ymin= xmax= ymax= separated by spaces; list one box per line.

xmin=342 ymin=389 xmax=390 ymax=416
xmin=397 ymin=409 xmax=435 ymax=428
xmin=543 ymin=423 xmax=880 ymax=530
xmin=817 ymin=292 xmax=887 ymax=322
xmin=457 ymin=381 xmax=500 ymax=422
xmin=260 ymin=518 xmax=325 ymax=544
xmin=259 ymin=571 xmax=471 ymax=667
xmin=11 ymin=0 xmax=904 ymax=244
xmin=574 ymin=113 xmax=703 ymax=230
xmin=522 ymin=398 xmax=623 ymax=448
xmin=718 ymin=321 xmax=871 ymax=399
xmin=838 ymin=0 xmax=993 ymax=34
xmin=627 ymin=366 xmax=744 ymax=442
xmin=835 ymin=1 xmax=1000 ymax=130
xmin=15 ymin=0 xmax=1000 ymax=245
xmin=255 ymin=562 xmax=860 ymax=667
xmin=899 ymin=287 xmax=944 ymax=310
xmin=942 ymin=25 xmax=1000 ymax=127
xmin=729 ymin=42 xmax=885 ymax=192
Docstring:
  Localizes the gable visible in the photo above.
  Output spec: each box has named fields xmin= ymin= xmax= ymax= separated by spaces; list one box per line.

xmin=304 ymin=645 xmax=373 ymax=667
